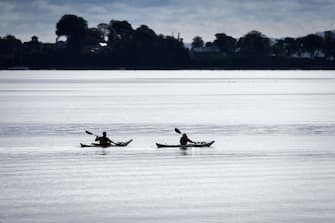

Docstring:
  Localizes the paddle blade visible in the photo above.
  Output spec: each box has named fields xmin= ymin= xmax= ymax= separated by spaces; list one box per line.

xmin=174 ymin=128 xmax=182 ymax=134
xmin=85 ymin=130 xmax=94 ymax=135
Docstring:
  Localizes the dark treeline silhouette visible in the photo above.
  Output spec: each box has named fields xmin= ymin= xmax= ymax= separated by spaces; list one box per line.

xmin=1 ymin=14 xmax=335 ymax=69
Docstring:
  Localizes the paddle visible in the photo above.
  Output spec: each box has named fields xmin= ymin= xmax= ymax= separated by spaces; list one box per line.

xmin=85 ymin=130 xmax=99 ymax=138
xmin=174 ymin=128 xmax=182 ymax=134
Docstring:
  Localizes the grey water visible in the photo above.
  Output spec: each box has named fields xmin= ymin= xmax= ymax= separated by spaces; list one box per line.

xmin=0 ymin=70 xmax=335 ymax=223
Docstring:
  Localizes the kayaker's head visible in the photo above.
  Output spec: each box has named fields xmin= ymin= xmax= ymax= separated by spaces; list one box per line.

xmin=182 ymin=133 xmax=187 ymax=137
xmin=103 ymin=131 xmax=107 ymax=136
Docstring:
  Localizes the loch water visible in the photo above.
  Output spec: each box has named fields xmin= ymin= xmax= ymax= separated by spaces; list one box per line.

xmin=0 ymin=70 xmax=335 ymax=223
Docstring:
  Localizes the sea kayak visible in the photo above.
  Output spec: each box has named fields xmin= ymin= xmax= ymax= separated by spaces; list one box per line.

xmin=80 ymin=139 xmax=133 ymax=148
xmin=156 ymin=140 xmax=215 ymax=149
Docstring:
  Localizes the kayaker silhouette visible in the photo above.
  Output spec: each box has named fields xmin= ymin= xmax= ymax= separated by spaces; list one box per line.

xmin=180 ymin=133 xmax=195 ymax=146
xmin=174 ymin=128 xmax=195 ymax=146
xmin=95 ymin=131 xmax=115 ymax=146
xmin=156 ymin=128 xmax=215 ymax=149
xmin=82 ymin=130 xmax=133 ymax=148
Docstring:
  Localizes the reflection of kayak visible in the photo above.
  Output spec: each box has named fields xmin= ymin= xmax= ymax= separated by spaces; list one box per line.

xmin=80 ymin=139 xmax=133 ymax=148
xmin=156 ymin=141 xmax=215 ymax=149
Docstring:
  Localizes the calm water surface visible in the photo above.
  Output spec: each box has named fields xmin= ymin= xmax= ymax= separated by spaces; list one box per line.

xmin=0 ymin=70 xmax=335 ymax=223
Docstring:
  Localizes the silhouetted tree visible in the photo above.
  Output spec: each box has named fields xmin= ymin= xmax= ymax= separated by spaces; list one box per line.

xmin=0 ymin=35 xmax=22 ymax=52
xmin=213 ymin=33 xmax=236 ymax=54
xmin=108 ymin=20 xmax=134 ymax=43
xmin=299 ymin=34 xmax=324 ymax=57
xmin=0 ymin=35 xmax=22 ymax=66
xmin=272 ymin=39 xmax=287 ymax=56
xmin=191 ymin=36 xmax=204 ymax=49
xmin=324 ymin=31 xmax=335 ymax=58
xmin=131 ymin=25 xmax=157 ymax=65
xmin=86 ymin=28 xmax=105 ymax=45
xmin=283 ymin=37 xmax=300 ymax=56
xmin=134 ymin=25 xmax=156 ymax=48
xmin=56 ymin=14 xmax=88 ymax=50
xmin=236 ymin=30 xmax=271 ymax=56
xmin=205 ymin=42 xmax=213 ymax=47
xmin=136 ymin=25 xmax=156 ymax=39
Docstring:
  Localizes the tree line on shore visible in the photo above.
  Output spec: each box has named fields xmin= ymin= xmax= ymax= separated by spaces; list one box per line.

xmin=1 ymin=14 xmax=335 ymax=69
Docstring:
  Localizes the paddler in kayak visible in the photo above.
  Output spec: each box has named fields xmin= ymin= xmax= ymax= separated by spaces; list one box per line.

xmin=95 ymin=131 xmax=116 ymax=146
xmin=180 ymin=133 xmax=195 ymax=146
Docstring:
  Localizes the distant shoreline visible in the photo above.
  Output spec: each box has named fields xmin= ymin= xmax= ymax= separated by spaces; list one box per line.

xmin=4 ymin=66 xmax=335 ymax=71
xmin=2 ymin=14 xmax=335 ymax=72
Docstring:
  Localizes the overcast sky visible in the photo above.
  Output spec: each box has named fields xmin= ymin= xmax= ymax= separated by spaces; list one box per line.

xmin=0 ymin=0 xmax=334 ymax=42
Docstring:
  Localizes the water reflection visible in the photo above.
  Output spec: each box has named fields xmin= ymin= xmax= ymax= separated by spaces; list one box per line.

xmin=180 ymin=150 xmax=188 ymax=156
xmin=95 ymin=149 xmax=108 ymax=156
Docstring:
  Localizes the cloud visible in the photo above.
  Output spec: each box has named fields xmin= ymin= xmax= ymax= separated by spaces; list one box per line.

xmin=0 ymin=0 xmax=334 ymax=42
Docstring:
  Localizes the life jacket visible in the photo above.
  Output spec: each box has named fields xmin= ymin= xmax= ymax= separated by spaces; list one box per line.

xmin=99 ymin=136 xmax=110 ymax=145
xmin=180 ymin=135 xmax=189 ymax=145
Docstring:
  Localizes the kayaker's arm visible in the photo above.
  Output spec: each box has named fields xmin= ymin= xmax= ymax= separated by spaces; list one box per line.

xmin=106 ymin=137 xmax=117 ymax=145
xmin=187 ymin=137 xmax=195 ymax=144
